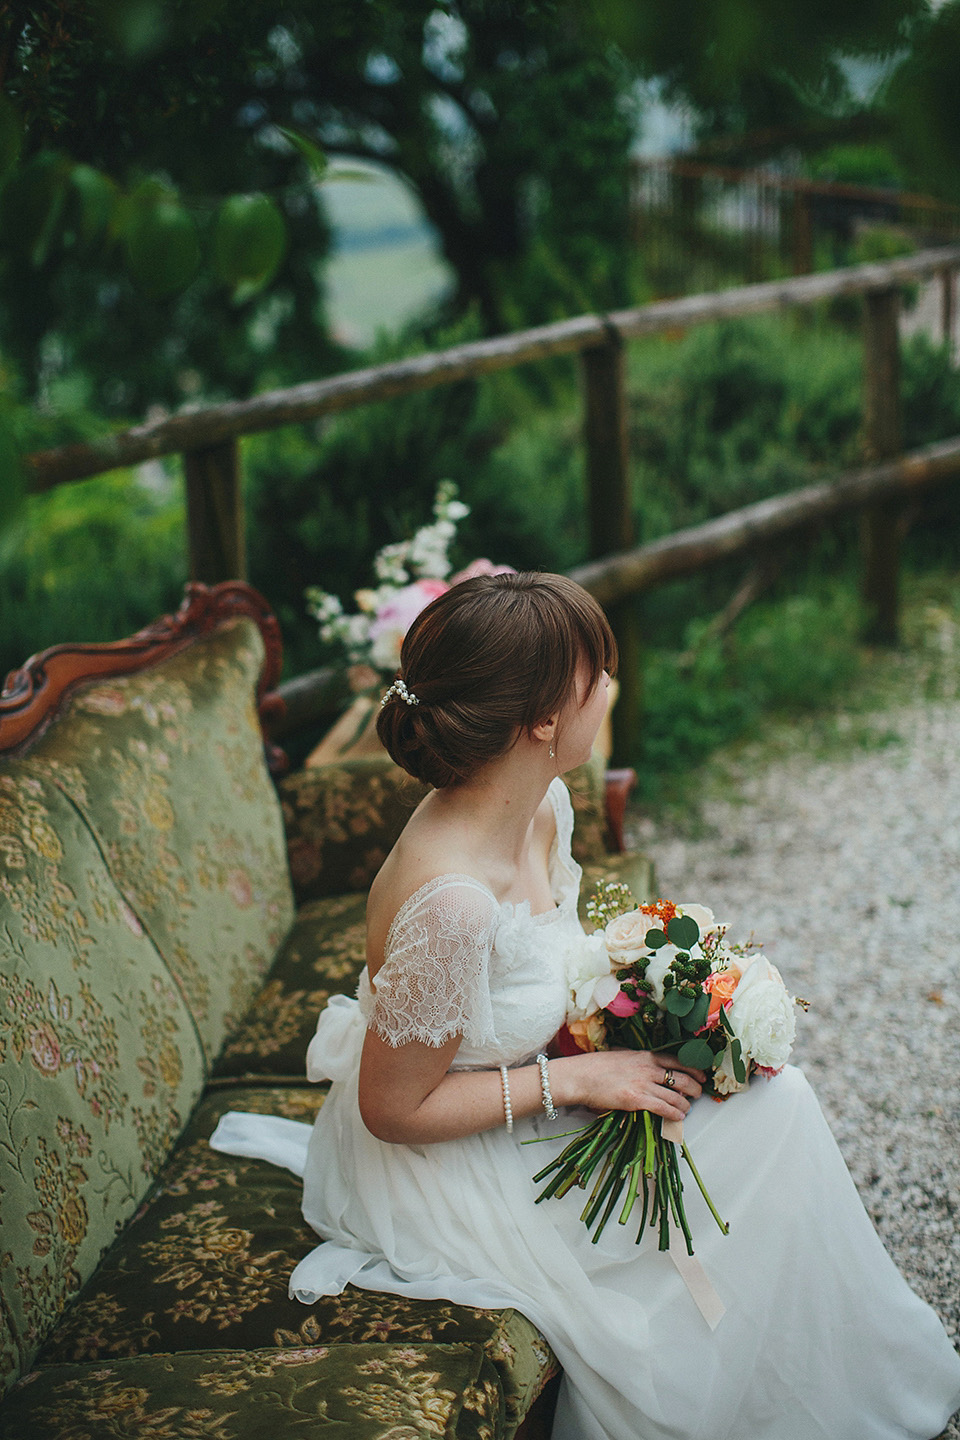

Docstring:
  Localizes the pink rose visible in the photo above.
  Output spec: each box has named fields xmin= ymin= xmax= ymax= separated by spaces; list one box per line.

xmin=449 ymin=558 xmax=517 ymax=584
xmin=369 ymin=579 xmax=449 ymax=670
xmin=604 ymin=987 xmax=644 ymax=1018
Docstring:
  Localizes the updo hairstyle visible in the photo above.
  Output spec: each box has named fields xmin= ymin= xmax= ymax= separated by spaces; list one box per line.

xmin=376 ymin=572 xmax=617 ymax=788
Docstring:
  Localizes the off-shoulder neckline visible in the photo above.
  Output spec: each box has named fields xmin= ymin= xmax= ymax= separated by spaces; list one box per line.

xmin=383 ymin=779 xmax=575 ymax=953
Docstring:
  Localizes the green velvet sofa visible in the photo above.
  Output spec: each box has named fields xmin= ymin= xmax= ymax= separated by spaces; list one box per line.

xmin=0 ymin=581 xmax=654 ymax=1440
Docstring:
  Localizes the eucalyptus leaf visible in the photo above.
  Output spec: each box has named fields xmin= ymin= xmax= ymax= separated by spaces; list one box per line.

xmin=664 ymin=989 xmax=694 ymax=1017
xmin=645 ymin=928 xmax=667 ymax=949
xmin=678 ymin=1038 xmax=714 ymax=1070
xmin=666 ymin=1012 xmax=681 ymax=1042
xmin=731 ymin=1037 xmax=747 ymax=1083
xmin=684 ymin=992 xmax=710 ymax=1032
xmin=667 ymin=915 xmax=699 ymax=949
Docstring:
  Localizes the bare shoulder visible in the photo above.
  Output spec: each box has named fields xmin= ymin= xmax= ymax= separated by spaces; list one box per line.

xmin=365 ymin=801 xmax=488 ymax=973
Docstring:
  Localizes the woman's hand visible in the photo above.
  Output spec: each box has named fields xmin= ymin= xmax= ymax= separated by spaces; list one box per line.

xmin=551 ymin=1049 xmax=705 ymax=1124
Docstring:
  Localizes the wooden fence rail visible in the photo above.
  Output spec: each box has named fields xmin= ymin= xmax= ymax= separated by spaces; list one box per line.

xmin=21 ymin=243 xmax=960 ymax=763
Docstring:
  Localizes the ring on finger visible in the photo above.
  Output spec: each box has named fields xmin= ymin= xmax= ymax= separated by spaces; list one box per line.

xmin=662 ymin=1069 xmax=676 ymax=1089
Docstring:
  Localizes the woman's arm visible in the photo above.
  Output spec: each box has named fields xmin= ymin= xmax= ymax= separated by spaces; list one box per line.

xmin=357 ymin=1032 xmax=705 ymax=1146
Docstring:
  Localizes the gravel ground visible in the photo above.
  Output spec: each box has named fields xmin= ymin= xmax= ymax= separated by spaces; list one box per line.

xmin=627 ymin=697 xmax=960 ymax=1436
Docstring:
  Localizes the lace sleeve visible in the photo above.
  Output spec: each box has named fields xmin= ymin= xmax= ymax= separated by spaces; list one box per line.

xmin=362 ymin=876 xmax=498 ymax=1049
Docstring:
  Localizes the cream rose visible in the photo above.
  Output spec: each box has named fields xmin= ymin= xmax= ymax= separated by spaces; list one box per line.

xmin=674 ymin=902 xmax=722 ymax=937
xmin=727 ymin=954 xmax=796 ymax=1071
xmin=603 ymin=909 xmax=655 ymax=965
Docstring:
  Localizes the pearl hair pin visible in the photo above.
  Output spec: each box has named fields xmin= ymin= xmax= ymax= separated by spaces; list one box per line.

xmin=381 ymin=678 xmax=419 ymax=707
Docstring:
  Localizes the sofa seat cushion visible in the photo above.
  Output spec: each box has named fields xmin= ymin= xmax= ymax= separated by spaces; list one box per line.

xmin=39 ymin=1085 xmax=559 ymax=1435
xmin=18 ymin=617 xmax=295 ymax=1065
xmin=3 ymin=1341 xmax=505 ymax=1439
xmin=212 ymin=893 xmax=368 ymax=1080
xmin=0 ymin=770 xmax=207 ymax=1393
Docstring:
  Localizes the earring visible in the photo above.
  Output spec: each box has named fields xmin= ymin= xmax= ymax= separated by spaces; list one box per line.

xmin=549 ymin=742 xmax=555 ymax=759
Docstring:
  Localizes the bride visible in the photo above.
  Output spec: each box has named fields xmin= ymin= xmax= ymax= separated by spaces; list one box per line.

xmin=213 ymin=571 xmax=960 ymax=1440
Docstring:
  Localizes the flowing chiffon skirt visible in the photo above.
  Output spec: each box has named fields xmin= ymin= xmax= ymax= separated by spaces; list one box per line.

xmin=211 ymin=1000 xmax=960 ymax=1440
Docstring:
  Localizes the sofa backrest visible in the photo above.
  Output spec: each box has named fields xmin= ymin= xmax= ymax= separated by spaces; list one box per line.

xmin=0 ymin=586 xmax=294 ymax=1392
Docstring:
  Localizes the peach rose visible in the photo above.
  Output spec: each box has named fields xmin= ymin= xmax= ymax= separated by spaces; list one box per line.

xmin=702 ymin=964 xmax=742 ymax=1029
xmin=566 ymin=1013 xmax=607 ymax=1052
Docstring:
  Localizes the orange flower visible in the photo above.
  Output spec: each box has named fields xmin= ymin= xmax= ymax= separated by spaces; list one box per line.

xmin=566 ymin=1014 xmax=606 ymax=1053
xmin=702 ymin=966 xmax=742 ymax=1028
xmin=638 ymin=899 xmax=679 ymax=930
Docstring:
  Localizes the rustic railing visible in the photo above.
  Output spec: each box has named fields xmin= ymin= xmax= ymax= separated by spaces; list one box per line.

xmin=23 ymin=245 xmax=960 ymax=763
xmin=631 ymin=157 xmax=960 ymax=290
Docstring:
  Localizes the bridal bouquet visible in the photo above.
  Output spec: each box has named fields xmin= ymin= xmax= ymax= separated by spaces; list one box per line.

xmin=532 ymin=883 xmax=806 ymax=1255
xmin=306 ymin=481 xmax=513 ymax=688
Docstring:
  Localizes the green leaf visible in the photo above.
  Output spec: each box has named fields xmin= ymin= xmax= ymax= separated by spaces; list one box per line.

xmin=665 ymin=1012 xmax=681 ymax=1042
xmin=276 ymin=126 xmax=328 ymax=181
xmin=664 ymin=989 xmax=694 ymax=1017
xmin=731 ymin=1037 xmax=747 ymax=1083
xmin=677 ymin=1038 xmax=714 ymax=1070
xmin=0 ymin=152 xmax=71 ymax=266
xmin=123 ymin=191 xmax=200 ymax=299
xmin=0 ymin=96 xmax=23 ymax=175
xmin=70 ymin=165 xmax=117 ymax=246
xmin=667 ymin=914 xmax=699 ymax=949
xmin=212 ymin=193 xmax=287 ymax=296
xmin=684 ymin=991 xmax=710 ymax=1032
xmin=644 ymin=928 xmax=667 ymax=949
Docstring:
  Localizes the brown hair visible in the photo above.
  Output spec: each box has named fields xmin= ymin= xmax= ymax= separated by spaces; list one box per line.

xmin=376 ymin=572 xmax=617 ymax=788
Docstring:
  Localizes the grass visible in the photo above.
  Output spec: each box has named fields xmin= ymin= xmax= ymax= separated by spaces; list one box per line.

xmin=630 ymin=565 xmax=960 ymax=834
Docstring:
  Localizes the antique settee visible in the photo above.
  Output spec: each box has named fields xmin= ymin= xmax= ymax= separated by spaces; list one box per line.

xmin=0 ymin=581 xmax=653 ymax=1439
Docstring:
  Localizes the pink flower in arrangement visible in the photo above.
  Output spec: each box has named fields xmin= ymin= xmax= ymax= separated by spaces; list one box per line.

xmin=604 ymin=987 xmax=645 ymax=1018
xmin=449 ymin=558 xmax=517 ymax=584
xmin=369 ymin=579 xmax=449 ymax=670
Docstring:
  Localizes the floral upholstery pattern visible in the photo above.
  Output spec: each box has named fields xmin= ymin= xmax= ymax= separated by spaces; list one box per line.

xmin=279 ymin=752 xmax=612 ymax=909
xmin=18 ymin=618 xmax=295 ymax=1064
xmin=3 ymin=1341 xmax=505 ymax=1440
xmin=213 ymin=894 xmax=368 ymax=1080
xmin=0 ymin=769 xmax=206 ymax=1392
xmin=40 ymin=1086 xmax=559 ymax=1437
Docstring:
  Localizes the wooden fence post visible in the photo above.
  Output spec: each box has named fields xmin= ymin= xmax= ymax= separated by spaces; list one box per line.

xmin=941 ymin=266 xmax=956 ymax=358
xmin=183 ymin=439 xmax=247 ymax=583
xmin=581 ymin=331 xmax=640 ymax=764
xmin=860 ymin=288 xmax=903 ymax=644
xmin=792 ymin=191 xmax=813 ymax=276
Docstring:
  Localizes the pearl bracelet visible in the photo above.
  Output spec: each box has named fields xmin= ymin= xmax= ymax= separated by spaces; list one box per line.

xmin=536 ymin=1052 xmax=559 ymax=1120
xmin=499 ymin=1064 xmax=514 ymax=1133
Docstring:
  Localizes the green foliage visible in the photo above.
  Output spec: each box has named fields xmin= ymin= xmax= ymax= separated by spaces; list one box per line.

xmin=0 ymin=469 xmax=185 ymax=680
xmin=883 ymin=0 xmax=960 ymax=204
xmin=635 ymin=579 xmax=866 ymax=805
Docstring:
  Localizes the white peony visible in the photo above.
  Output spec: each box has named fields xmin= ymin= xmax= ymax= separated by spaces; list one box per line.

xmin=565 ymin=931 xmax=613 ymax=1019
xmin=726 ymin=954 xmax=796 ymax=1071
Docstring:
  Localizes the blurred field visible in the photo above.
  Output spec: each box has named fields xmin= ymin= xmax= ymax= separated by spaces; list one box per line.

xmin=321 ymin=166 xmax=453 ymax=347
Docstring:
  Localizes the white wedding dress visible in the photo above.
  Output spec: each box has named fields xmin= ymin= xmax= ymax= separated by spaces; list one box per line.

xmin=211 ymin=777 xmax=960 ymax=1440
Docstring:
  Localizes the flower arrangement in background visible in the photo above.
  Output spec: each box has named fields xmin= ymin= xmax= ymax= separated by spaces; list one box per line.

xmin=306 ymin=482 xmax=514 ymax=690
xmin=532 ymin=881 xmax=807 ymax=1254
